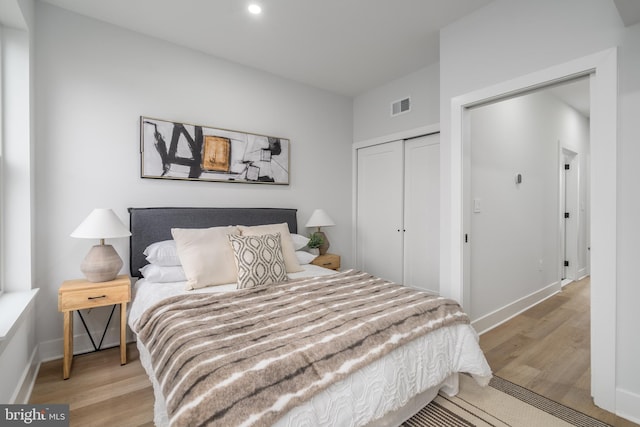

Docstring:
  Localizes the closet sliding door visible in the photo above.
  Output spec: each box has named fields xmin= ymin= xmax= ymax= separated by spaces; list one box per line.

xmin=356 ymin=134 xmax=440 ymax=290
xmin=404 ymin=134 xmax=440 ymax=293
xmin=356 ymin=140 xmax=404 ymax=283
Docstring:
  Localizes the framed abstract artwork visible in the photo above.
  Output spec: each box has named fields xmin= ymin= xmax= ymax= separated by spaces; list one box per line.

xmin=140 ymin=116 xmax=290 ymax=184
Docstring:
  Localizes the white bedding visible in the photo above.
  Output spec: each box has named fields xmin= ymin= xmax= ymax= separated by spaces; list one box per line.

xmin=129 ymin=265 xmax=491 ymax=427
xmin=128 ymin=264 xmax=336 ymax=327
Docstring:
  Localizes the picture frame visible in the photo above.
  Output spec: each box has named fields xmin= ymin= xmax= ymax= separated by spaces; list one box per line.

xmin=140 ymin=116 xmax=290 ymax=185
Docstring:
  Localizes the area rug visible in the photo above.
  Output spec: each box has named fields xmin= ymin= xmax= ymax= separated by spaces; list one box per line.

xmin=403 ymin=374 xmax=611 ymax=427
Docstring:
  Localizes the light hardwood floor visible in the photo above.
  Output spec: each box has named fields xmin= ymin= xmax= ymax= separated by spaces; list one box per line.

xmin=30 ymin=279 xmax=638 ymax=426
xmin=30 ymin=344 xmax=155 ymax=427
xmin=480 ymin=276 xmax=638 ymax=427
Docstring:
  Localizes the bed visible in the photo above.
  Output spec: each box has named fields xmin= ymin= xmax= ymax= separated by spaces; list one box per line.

xmin=127 ymin=207 xmax=491 ymax=427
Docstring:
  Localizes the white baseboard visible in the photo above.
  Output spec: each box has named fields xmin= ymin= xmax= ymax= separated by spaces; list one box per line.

xmin=577 ymin=267 xmax=588 ymax=279
xmin=472 ymin=281 xmax=561 ymax=335
xmin=10 ymin=345 xmax=40 ymax=404
xmin=616 ymin=387 xmax=640 ymax=424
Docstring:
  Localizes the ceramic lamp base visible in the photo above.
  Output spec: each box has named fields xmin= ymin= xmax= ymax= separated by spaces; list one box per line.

xmin=315 ymin=231 xmax=330 ymax=255
xmin=81 ymin=244 xmax=123 ymax=282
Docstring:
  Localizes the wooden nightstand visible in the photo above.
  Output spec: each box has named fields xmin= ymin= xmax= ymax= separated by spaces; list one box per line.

xmin=311 ymin=253 xmax=341 ymax=270
xmin=58 ymin=275 xmax=131 ymax=379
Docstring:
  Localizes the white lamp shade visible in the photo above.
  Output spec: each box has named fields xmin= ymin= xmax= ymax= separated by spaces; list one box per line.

xmin=305 ymin=209 xmax=335 ymax=228
xmin=70 ymin=208 xmax=131 ymax=239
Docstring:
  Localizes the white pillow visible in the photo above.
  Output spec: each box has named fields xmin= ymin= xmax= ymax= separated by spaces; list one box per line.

xmin=238 ymin=223 xmax=304 ymax=273
xmin=143 ymin=240 xmax=181 ymax=266
xmin=295 ymin=250 xmax=317 ymax=265
xmin=171 ymin=226 xmax=240 ymax=290
xmin=139 ymin=264 xmax=187 ymax=283
xmin=291 ymin=233 xmax=310 ymax=251
xmin=228 ymin=233 xmax=288 ymax=289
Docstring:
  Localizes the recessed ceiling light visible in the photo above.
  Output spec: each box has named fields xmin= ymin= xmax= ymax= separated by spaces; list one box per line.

xmin=248 ymin=4 xmax=262 ymax=14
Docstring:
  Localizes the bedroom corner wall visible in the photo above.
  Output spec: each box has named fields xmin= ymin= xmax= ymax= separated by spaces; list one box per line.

xmin=33 ymin=3 xmax=353 ymax=362
xmin=353 ymin=63 xmax=439 ymax=143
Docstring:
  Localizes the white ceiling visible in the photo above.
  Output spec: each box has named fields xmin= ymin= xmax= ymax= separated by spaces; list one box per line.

xmin=613 ymin=0 xmax=640 ymax=27
xmin=0 ymin=0 xmax=27 ymax=28
xmin=37 ymin=0 xmax=494 ymax=96
xmin=5 ymin=1 xmax=638 ymax=99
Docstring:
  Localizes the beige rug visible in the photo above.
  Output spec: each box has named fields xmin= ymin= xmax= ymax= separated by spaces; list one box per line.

xmin=403 ymin=374 xmax=611 ymax=427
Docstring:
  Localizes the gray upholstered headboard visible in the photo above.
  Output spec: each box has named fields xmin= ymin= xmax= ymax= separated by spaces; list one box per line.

xmin=128 ymin=207 xmax=298 ymax=277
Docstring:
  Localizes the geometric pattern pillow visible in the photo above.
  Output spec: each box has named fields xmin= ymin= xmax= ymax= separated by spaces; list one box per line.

xmin=237 ymin=223 xmax=304 ymax=273
xmin=228 ymin=233 xmax=288 ymax=289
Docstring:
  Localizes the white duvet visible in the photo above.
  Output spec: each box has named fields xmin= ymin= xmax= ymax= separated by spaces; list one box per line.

xmin=129 ymin=265 xmax=492 ymax=427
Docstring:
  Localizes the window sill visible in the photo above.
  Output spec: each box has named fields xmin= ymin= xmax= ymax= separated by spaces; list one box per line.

xmin=0 ymin=289 xmax=39 ymax=344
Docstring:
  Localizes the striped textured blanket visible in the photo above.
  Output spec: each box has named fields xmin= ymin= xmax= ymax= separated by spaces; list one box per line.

xmin=134 ymin=269 xmax=470 ymax=427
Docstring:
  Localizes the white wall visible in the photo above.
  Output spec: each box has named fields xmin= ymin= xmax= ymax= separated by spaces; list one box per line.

xmin=34 ymin=3 xmax=353 ymax=360
xmin=616 ymin=20 xmax=640 ymax=420
xmin=439 ymin=0 xmax=639 ymax=421
xmin=0 ymin=300 xmax=38 ymax=403
xmin=353 ymin=63 xmax=439 ymax=142
xmin=468 ymin=90 xmax=589 ymax=321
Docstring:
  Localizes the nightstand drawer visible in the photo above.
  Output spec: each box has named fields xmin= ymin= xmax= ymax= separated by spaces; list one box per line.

xmin=59 ymin=286 xmax=129 ymax=311
xmin=311 ymin=253 xmax=341 ymax=270
xmin=58 ymin=276 xmax=131 ymax=311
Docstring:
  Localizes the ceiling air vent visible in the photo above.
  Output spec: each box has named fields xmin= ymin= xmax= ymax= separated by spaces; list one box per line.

xmin=391 ymin=97 xmax=411 ymax=117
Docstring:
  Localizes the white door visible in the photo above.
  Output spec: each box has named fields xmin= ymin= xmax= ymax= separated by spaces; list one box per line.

xmin=404 ymin=134 xmax=440 ymax=293
xmin=356 ymin=140 xmax=404 ymax=283
xmin=561 ymin=149 xmax=579 ymax=283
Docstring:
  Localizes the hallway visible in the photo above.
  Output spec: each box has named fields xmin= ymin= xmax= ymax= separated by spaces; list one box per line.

xmin=480 ymin=278 xmax=638 ymax=426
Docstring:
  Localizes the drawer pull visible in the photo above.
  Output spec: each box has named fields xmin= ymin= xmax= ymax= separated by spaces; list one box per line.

xmin=88 ymin=295 xmax=107 ymax=300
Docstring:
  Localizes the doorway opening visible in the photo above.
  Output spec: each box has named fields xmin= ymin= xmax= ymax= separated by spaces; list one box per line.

xmin=465 ymin=76 xmax=590 ymax=322
xmin=464 ymin=76 xmax=592 ymax=415
xmin=447 ymin=48 xmax=618 ymax=412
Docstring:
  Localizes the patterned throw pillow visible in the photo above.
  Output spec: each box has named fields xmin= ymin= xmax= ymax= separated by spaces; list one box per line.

xmin=237 ymin=223 xmax=304 ymax=273
xmin=228 ymin=233 xmax=288 ymax=289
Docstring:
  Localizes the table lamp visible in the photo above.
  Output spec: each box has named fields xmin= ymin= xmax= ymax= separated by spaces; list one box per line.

xmin=70 ymin=208 xmax=131 ymax=282
xmin=305 ymin=209 xmax=335 ymax=255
